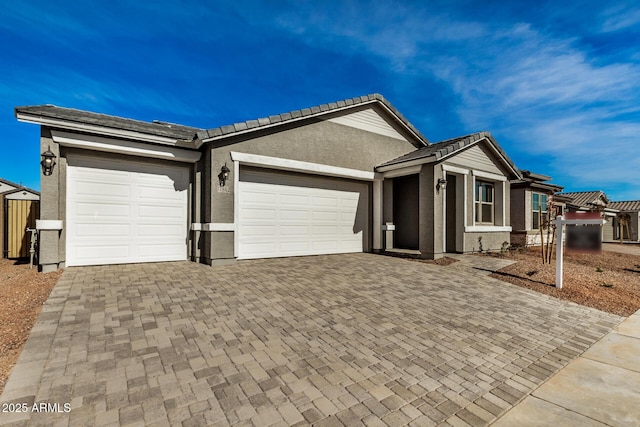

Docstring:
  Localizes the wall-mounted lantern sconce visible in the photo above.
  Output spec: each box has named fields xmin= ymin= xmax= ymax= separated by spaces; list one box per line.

xmin=218 ymin=163 xmax=231 ymax=187
xmin=436 ymin=178 xmax=447 ymax=194
xmin=41 ymin=145 xmax=57 ymax=176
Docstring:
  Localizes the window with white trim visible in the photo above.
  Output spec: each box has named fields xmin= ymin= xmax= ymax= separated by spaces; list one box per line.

xmin=475 ymin=181 xmax=494 ymax=224
xmin=532 ymin=192 xmax=548 ymax=230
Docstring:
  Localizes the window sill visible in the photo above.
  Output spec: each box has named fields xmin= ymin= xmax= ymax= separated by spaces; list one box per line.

xmin=465 ymin=225 xmax=512 ymax=232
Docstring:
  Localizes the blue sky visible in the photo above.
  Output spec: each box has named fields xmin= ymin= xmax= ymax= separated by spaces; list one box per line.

xmin=2 ymin=0 xmax=639 ymax=200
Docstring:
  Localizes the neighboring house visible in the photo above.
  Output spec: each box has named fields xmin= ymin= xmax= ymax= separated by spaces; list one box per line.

xmin=510 ymin=171 xmax=563 ymax=246
xmin=0 ymin=178 xmax=40 ymax=258
xmin=556 ymin=190 xmax=618 ymax=242
xmin=16 ymin=94 xmax=520 ymax=272
xmin=607 ymin=201 xmax=640 ymax=242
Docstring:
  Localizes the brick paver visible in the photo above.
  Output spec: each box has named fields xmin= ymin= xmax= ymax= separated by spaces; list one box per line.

xmin=0 ymin=254 xmax=621 ymax=426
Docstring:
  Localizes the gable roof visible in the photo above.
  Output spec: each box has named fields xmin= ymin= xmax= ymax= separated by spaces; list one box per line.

xmin=197 ymin=93 xmax=430 ymax=147
xmin=557 ymin=191 xmax=609 ymax=209
xmin=511 ymin=170 xmax=564 ymax=192
xmin=0 ymin=177 xmax=20 ymax=190
xmin=0 ymin=178 xmax=38 ymax=195
xmin=15 ymin=105 xmax=202 ymax=141
xmin=608 ymin=200 xmax=640 ymax=211
xmin=376 ymin=131 xmax=520 ymax=177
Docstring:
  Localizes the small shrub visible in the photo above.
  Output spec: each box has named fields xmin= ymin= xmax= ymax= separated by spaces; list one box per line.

xmin=526 ymin=270 xmax=537 ymax=277
xmin=596 ymin=267 xmax=604 ymax=273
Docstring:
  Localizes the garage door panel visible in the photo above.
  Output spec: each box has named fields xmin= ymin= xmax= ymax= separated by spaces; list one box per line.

xmin=279 ymin=241 xmax=312 ymax=252
xmin=241 ymin=208 xmax=277 ymax=220
xmin=238 ymin=168 xmax=368 ymax=259
xmin=138 ymin=224 xmax=184 ymax=237
xmin=137 ymin=244 xmax=186 ymax=257
xmin=75 ymin=223 xmax=130 ymax=237
xmin=279 ymin=225 xmax=311 ymax=235
xmin=279 ymin=209 xmax=309 ymax=220
xmin=75 ymin=202 xmax=131 ymax=218
xmin=312 ymin=210 xmax=339 ymax=221
xmin=138 ymin=204 xmax=184 ymax=219
xmin=76 ymin=181 xmax=131 ymax=198
xmin=241 ymin=225 xmax=278 ymax=236
xmin=67 ymin=154 xmax=188 ymax=266
xmin=240 ymin=190 xmax=276 ymax=204
xmin=312 ymin=195 xmax=339 ymax=207
xmin=71 ymin=244 xmax=131 ymax=260
xmin=279 ymin=194 xmax=310 ymax=206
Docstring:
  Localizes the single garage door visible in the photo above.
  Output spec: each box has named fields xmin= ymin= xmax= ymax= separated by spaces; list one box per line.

xmin=238 ymin=167 xmax=369 ymax=259
xmin=66 ymin=154 xmax=189 ymax=266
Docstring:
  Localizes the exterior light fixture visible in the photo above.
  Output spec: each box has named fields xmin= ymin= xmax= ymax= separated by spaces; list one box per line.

xmin=436 ymin=178 xmax=447 ymax=194
xmin=41 ymin=145 xmax=56 ymax=176
xmin=218 ymin=163 xmax=231 ymax=187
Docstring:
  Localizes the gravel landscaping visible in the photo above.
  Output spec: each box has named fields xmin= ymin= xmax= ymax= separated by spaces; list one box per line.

xmin=488 ymin=247 xmax=640 ymax=317
xmin=0 ymin=259 xmax=61 ymax=394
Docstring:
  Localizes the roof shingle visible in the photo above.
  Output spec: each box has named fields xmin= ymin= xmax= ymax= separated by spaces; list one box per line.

xmin=377 ymin=131 xmax=519 ymax=177
xmin=15 ymin=105 xmax=202 ymax=140
xmin=608 ymin=200 xmax=640 ymax=211
xmin=197 ymin=93 xmax=430 ymax=145
xmin=557 ymin=191 xmax=609 ymax=209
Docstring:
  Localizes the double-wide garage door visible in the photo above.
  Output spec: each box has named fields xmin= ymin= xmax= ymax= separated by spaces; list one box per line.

xmin=238 ymin=168 xmax=369 ymax=259
xmin=66 ymin=154 xmax=189 ymax=267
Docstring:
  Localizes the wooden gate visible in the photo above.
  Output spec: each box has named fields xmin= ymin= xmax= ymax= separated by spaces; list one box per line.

xmin=6 ymin=199 xmax=39 ymax=258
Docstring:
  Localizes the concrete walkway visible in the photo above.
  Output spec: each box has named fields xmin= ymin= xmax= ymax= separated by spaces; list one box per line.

xmin=492 ymin=309 xmax=640 ymax=426
xmin=0 ymin=254 xmax=623 ymax=426
xmin=602 ymin=242 xmax=640 ymax=256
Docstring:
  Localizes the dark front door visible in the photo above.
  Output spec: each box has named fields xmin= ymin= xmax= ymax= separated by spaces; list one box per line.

xmin=393 ymin=174 xmax=419 ymax=250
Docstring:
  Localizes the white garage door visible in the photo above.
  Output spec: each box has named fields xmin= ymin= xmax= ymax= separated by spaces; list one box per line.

xmin=66 ymin=154 xmax=189 ymax=266
xmin=238 ymin=168 xmax=369 ymax=259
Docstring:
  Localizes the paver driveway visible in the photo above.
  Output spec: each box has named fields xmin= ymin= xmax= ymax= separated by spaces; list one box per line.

xmin=0 ymin=254 xmax=621 ymax=426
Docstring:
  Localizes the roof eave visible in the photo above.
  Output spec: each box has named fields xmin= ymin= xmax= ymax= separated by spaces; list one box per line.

xmin=199 ymin=97 xmax=430 ymax=148
xmin=16 ymin=110 xmax=196 ymax=148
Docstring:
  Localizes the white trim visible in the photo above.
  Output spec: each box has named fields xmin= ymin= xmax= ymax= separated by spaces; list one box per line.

xmin=472 ymin=169 xmax=507 ymax=182
xmin=17 ymin=113 xmax=187 ymax=146
xmin=442 ymin=181 xmax=447 ymax=253
xmin=233 ymin=159 xmax=240 ymax=258
xmin=204 ymin=223 xmax=235 ymax=231
xmin=502 ymin=181 xmax=507 ymax=226
xmin=463 ymin=174 xmax=468 ymax=231
xmin=465 ymin=225 xmax=512 ymax=232
xmin=52 ymin=130 xmax=201 ymax=163
xmin=191 ymin=223 xmax=236 ymax=231
xmin=373 ymin=179 xmax=383 ymax=250
xmin=36 ymin=219 xmax=63 ymax=230
xmin=441 ymin=164 xmax=469 ymax=175
xmin=230 ymin=151 xmax=375 ymax=181
xmin=382 ymin=165 xmax=422 ymax=178
xmin=377 ymin=157 xmax=430 ymax=172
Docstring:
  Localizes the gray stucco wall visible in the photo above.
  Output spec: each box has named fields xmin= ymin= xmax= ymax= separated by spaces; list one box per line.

xmin=39 ymin=128 xmax=65 ymax=272
xmin=203 ymin=118 xmax=418 ymax=262
xmin=464 ymin=232 xmax=511 ymax=253
xmin=510 ymin=187 xmax=526 ymax=231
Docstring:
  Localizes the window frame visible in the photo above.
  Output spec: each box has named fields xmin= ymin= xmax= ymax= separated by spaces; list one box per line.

xmin=475 ymin=180 xmax=494 ymax=225
xmin=532 ymin=192 xmax=548 ymax=230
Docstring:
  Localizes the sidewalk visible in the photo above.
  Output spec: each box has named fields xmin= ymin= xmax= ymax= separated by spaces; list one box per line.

xmin=492 ymin=309 xmax=640 ymax=426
